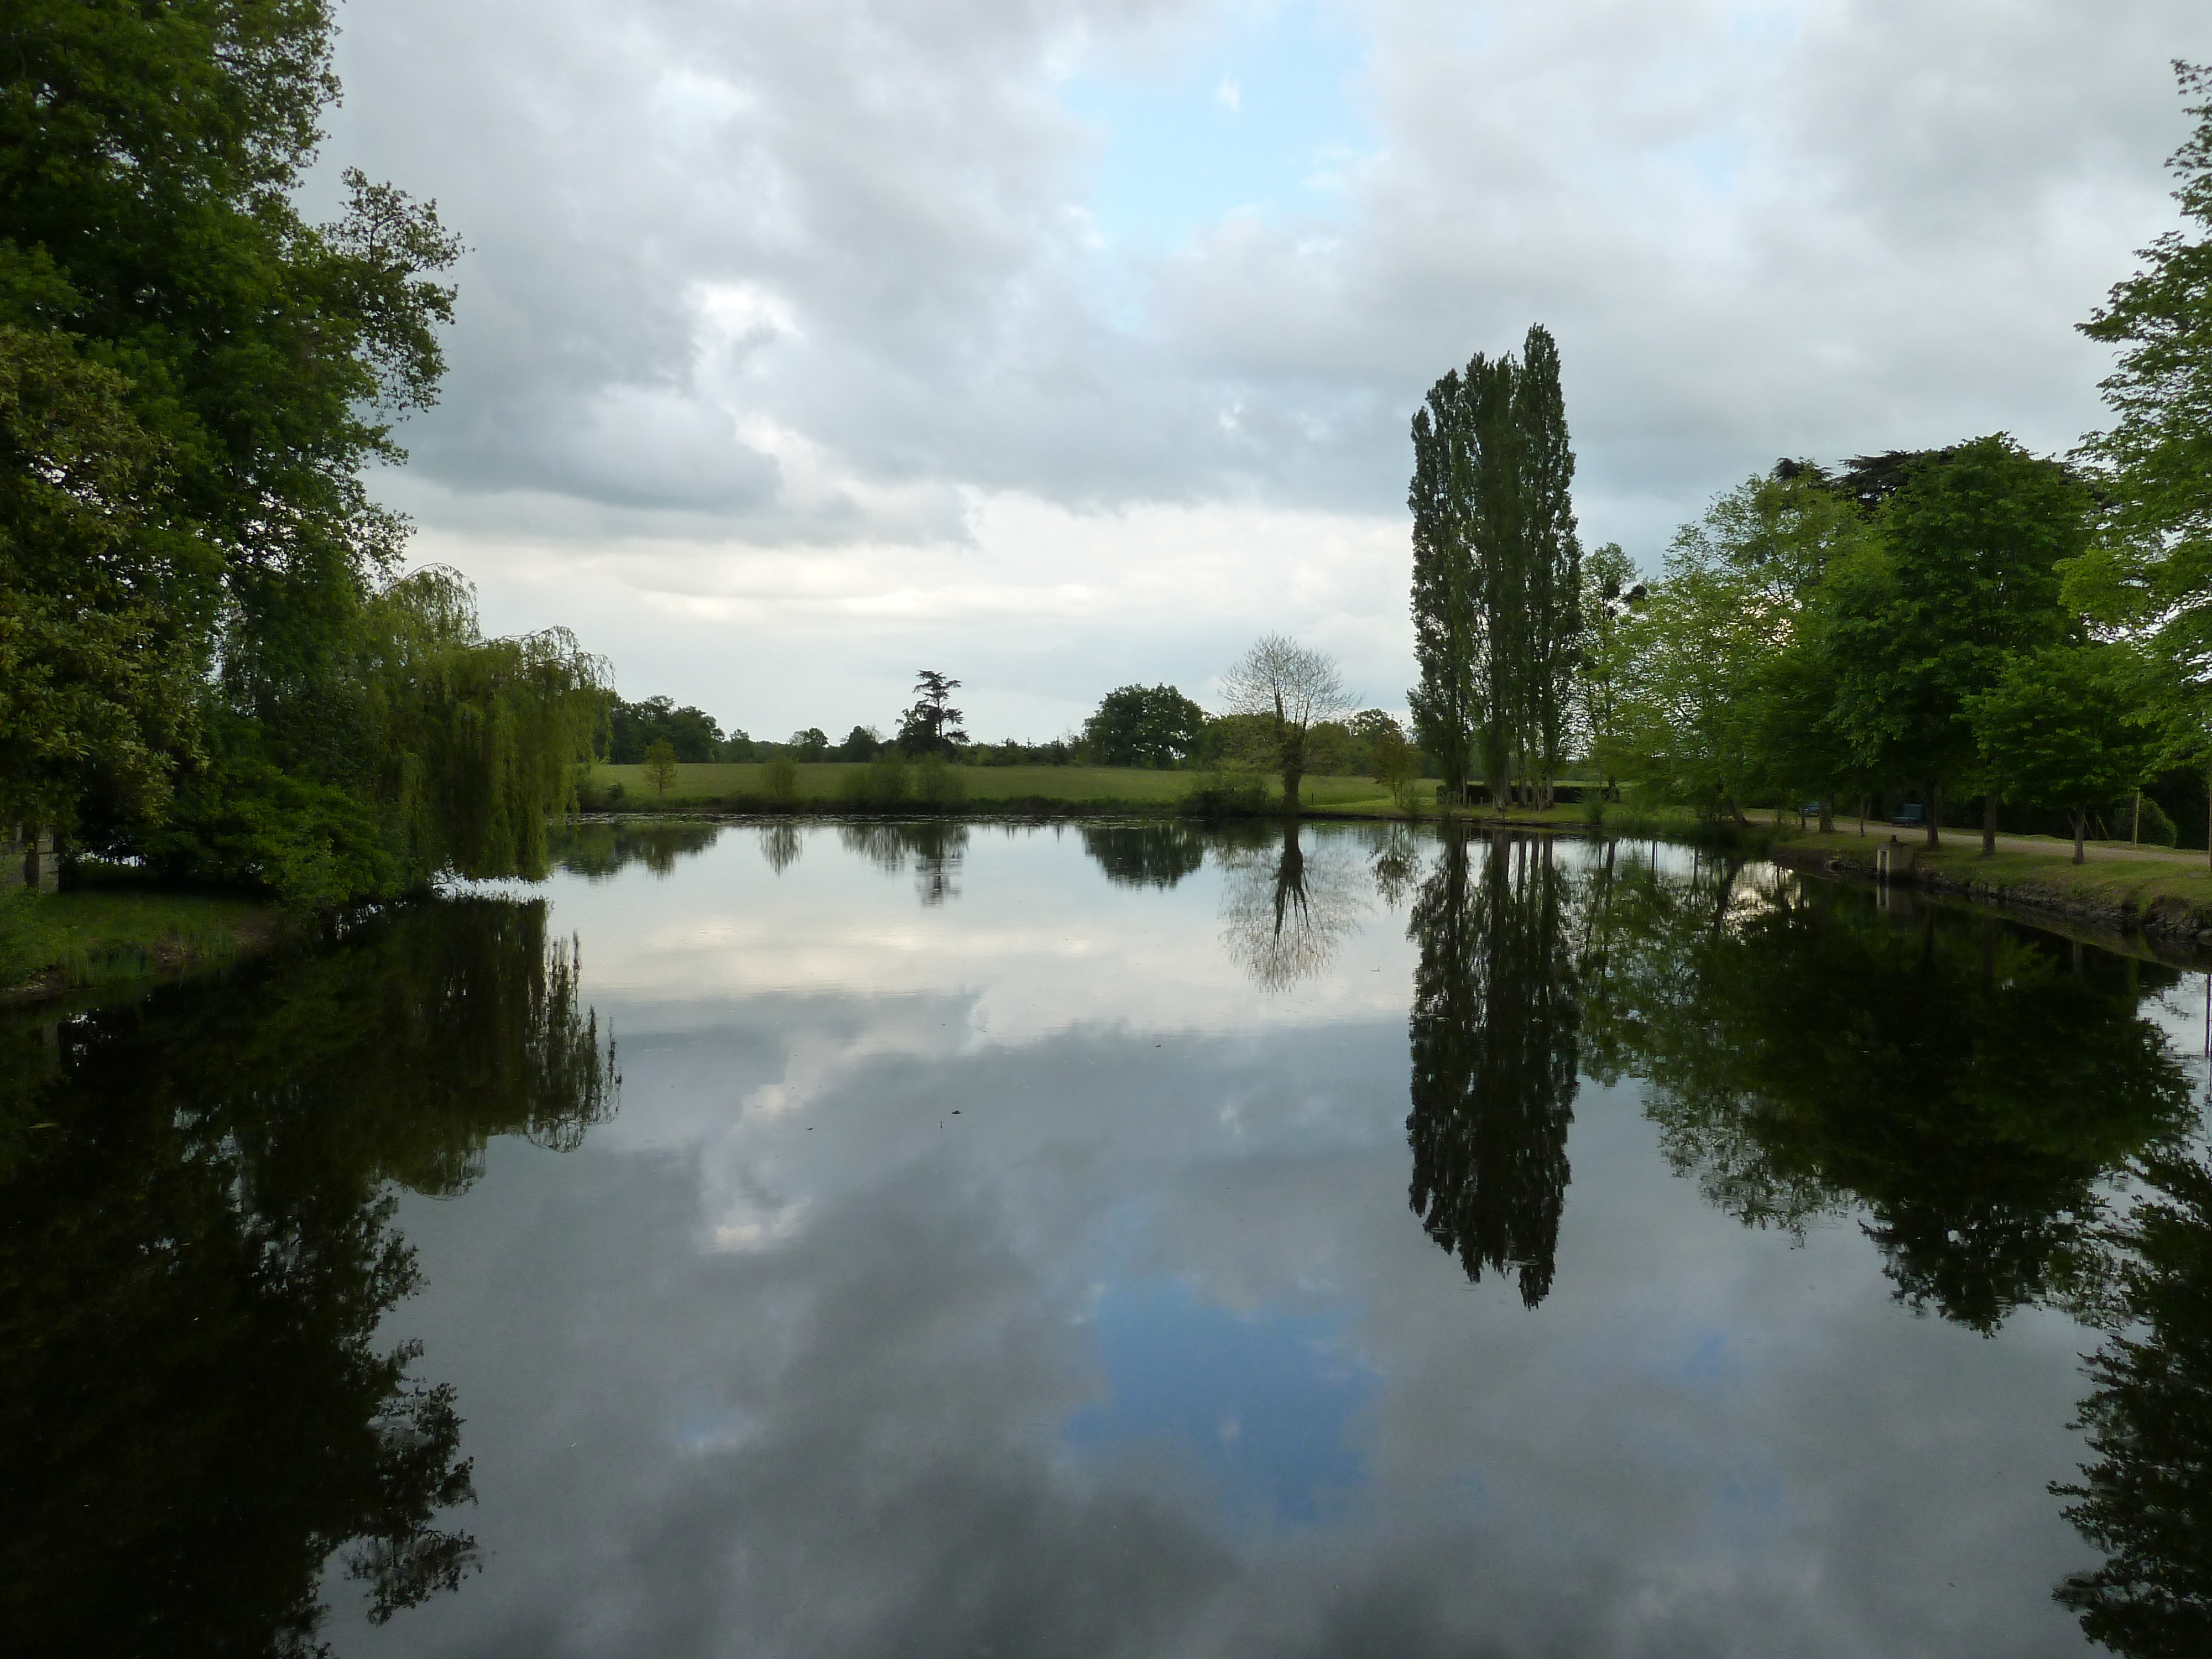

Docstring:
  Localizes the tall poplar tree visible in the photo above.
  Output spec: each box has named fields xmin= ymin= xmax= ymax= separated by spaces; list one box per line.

xmin=1407 ymin=325 xmax=1583 ymax=808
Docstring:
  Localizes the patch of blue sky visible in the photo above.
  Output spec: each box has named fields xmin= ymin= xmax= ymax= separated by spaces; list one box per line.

xmin=1066 ymin=1276 xmax=1376 ymax=1525
xmin=1061 ymin=2 xmax=1375 ymax=249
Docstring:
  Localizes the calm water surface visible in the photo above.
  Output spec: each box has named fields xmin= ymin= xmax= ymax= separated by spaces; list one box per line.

xmin=6 ymin=822 xmax=2209 ymax=1657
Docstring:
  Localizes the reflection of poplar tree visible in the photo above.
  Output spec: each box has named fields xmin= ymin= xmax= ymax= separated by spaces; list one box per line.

xmin=2055 ymin=1152 xmax=2212 ymax=1656
xmin=0 ymin=900 xmax=617 ymax=1653
xmin=1406 ymin=832 xmax=1581 ymax=1306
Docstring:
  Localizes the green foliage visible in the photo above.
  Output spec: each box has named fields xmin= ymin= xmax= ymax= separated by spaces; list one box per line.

xmin=643 ymin=739 xmax=679 ymax=803
xmin=1970 ymin=644 xmax=2161 ymax=859
xmin=604 ymin=695 xmax=723 ymax=764
xmin=914 ymin=751 xmax=967 ymax=810
xmin=1407 ymin=324 xmax=1581 ymax=804
xmin=842 ymin=749 xmax=909 ymax=807
xmin=1825 ymin=436 xmax=2084 ymax=813
xmin=0 ymin=326 xmax=210 ymax=833
xmin=1083 ymin=684 xmax=1206 ymax=767
xmin=897 ymin=670 xmax=966 ymax=755
xmin=136 ymin=753 xmax=400 ymax=914
xmin=763 ymin=755 xmax=800 ymax=804
xmin=1609 ymin=472 xmax=1873 ymax=818
xmin=0 ymin=0 xmax=615 ymax=910
xmin=1359 ymin=710 xmax=1418 ymax=810
xmin=2077 ymin=64 xmax=2212 ymax=672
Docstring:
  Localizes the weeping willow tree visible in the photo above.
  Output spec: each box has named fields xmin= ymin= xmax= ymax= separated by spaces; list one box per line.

xmin=361 ymin=567 xmax=608 ymax=888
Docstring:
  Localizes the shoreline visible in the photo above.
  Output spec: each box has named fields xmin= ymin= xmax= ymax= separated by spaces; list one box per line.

xmin=1768 ymin=833 xmax=2212 ymax=964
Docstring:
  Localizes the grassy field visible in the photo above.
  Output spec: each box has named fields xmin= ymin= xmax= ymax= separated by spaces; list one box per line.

xmin=583 ymin=761 xmax=1430 ymax=815
xmin=0 ymin=884 xmax=283 ymax=1001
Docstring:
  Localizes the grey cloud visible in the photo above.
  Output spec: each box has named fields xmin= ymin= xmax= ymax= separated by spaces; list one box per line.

xmin=314 ymin=0 xmax=2212 ymax=701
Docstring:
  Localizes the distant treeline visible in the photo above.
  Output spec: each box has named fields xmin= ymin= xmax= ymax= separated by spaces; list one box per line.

xmin=601 ymin=685 xmax=1428 ymax=779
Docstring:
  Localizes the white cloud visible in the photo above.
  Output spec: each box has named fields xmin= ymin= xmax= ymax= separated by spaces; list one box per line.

xmin=321 ymin=0 xmax=2212 ymax=729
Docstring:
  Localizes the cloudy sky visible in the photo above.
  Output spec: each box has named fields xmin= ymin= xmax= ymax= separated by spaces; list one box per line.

xmin=318 ymin=0 xmax=2212 ymax=743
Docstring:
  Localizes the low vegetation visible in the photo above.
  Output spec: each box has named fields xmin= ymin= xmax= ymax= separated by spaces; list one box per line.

xmin=1 ymin=882 xmax=281 ymax=1001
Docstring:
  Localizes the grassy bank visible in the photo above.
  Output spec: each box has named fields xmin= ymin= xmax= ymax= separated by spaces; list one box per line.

xmin=0 ymin=884 xmax=284 ymax=1004
xmin=1768 ymin=829 xmax=2212 ymax=945
xmin=585 ymin=761 xmax=1429 ymax=816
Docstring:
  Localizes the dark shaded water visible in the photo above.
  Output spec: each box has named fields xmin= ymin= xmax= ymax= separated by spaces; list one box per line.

xmin=4 ymin=823 xmax=2209 ymax=1657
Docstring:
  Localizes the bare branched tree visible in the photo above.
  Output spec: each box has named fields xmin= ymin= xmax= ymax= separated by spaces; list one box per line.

xmin=1220 ymin=633 xmax=1355 ymax=814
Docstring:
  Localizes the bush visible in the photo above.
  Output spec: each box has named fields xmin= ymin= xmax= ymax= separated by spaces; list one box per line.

xmin=764 ymin=757 xmax=800 ymax=805
xmin=1178 ymin=771 xmax=1269 ymax=819
xmin=840 ymin=751 xmax=909 ymax=808
xmin=915 ymin=753 xmax=966 ymax=809
xmin=133 ymin=757 xmax=403 ymax=912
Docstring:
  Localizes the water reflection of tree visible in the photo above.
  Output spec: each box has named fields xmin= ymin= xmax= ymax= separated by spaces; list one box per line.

xmin=1079 ymin=822 xmax=1207 ymax=889
xmin=1366 ymin=822 xmax=1421 ymax=913
xmin=838 ymin=822 xmax=969 ymax=906
xmin=1406 ymin=832 xmax=1580 ymax=1307
xmin=1580 ymin=859 xmax=2193 ymax=1331
xmin=0 ymin=900 xmax=617 ymax=1655
xmin=2054 ymin=1150 xmax=2212 ymax=1656
xmin=759 ymin=821 xmax=803 ymax=874
xmin=1220 ymin=821 xmax=1363 ymax=991
xmin=550 ymin=820 xmax=722 ymax=880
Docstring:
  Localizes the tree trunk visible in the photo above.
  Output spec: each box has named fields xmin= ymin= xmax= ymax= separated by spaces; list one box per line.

xmin=1727 ymin=794 xmax=1748 ymax=827
xmin=1924 ymin=778 xmax=1941 ymax=849
xmin=1282 ymin=766 xmax=1302 ymax=817
xmin=1818 ymin=797 xmax=1834 ymax=834
xmin=2133 ymin=788 xmax=2142 ymax=846
xmin=2073 ymin=806 xmax=2087 ymax=865
xmin=1981 ymin=792 xmax=1999 ymax=858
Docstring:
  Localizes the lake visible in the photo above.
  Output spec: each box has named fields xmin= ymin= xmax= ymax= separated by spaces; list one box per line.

xmin=5 ymin=821 xmax=2206 ymax=1658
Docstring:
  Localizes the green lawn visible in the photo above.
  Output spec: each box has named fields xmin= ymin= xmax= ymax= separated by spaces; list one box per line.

xmin=583 ymin=761 xmax=1435 ymax=815
xmin=1771 ymin=828 xmax=2212 ymax=928
xmin=1 ymin=885 xmax=281 ymax=1000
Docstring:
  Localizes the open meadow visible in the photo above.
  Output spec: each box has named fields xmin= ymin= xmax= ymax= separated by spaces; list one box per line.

xmin=582 ymin=761 xmax=1426 ymax=816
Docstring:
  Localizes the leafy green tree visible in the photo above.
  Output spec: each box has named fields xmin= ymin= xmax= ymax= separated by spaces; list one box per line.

xmin=0 ymin=326 xmax=207 ymax=838
xmin=1083 ymin=684 xmax=1206 ymax=768
xmin=2068 ymin=64 xmax=2212 ymax=864
xmin=643 ymin=738 xmax=677 ymax=803
xmin=1825 ymin=437 xmax=2083 ymax=849
xmin=1353 ymin=710 xmax=1418 ymax=811
xmin=1220 ymin=634 xmax=1353 ymax=814
xmin=834 ymin=724 xmax=880 ymax=761
xmin=1407 ymin=325 xmax=1582 ymax=808
xmin=1 ymin=3 xmax=611 ymax=909
xmin=1609 ymin=473 xmax=1871 ymax=822
xmin=606 ymin=696 xmax=724 ymax=764
xmin=1 ymin=2 xmax=461 ymax=739
xmin=1970 ymin=644 xmax=2161 ymax=862
xmin=1574 ymin=541 xmax=1641 ymax=800
xmin=897 ymin=670 xmax=966 ymax=755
